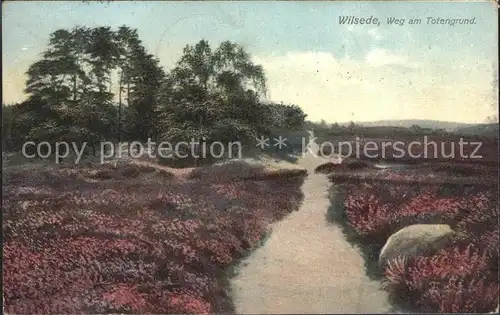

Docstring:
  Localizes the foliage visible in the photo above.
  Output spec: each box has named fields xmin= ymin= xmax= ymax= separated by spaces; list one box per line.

xmin=155 ymin=39 xmax=306 ymax=165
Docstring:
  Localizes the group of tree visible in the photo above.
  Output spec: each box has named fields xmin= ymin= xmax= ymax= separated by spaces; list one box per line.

xmin=2 ymin=25 xmax=307 ymax=163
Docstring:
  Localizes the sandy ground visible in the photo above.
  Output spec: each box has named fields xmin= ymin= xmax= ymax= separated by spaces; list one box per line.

xmin=230 ymin=143 xmax=392 ymax=314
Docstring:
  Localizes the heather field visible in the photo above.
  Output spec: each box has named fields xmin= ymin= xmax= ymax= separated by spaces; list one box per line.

xmin=2 ymin=159 xmax=306 ymax=314
xmin=325 ymin=163 xmax=499 ymax=313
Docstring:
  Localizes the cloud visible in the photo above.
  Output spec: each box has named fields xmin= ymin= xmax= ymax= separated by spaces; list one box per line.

xmin=346 ymin=26 xmax=383 ymax=42
xmin=365 ymin=48 xmax=407 ymax=67
xmin=253 ymin=50 xmax=496 ymax=124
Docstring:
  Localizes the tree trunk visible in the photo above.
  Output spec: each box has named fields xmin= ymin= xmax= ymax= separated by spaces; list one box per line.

xmin=127 ymin=82 xmax=130 ymax=107
xmin=118 ymin=71 xmax=124 ymax=143
xmin=87 ymin=96 xmax=95 ymax=157
xmin=73 ymin=74 xmax=77 ymax=101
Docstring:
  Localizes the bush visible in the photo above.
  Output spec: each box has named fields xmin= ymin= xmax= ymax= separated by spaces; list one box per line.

xmin=383 ymin=242 xmax=498 ymax=312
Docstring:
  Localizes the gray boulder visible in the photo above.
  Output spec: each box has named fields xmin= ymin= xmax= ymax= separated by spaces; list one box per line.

xmin=379 ymin=224 xmax=456 ymax=267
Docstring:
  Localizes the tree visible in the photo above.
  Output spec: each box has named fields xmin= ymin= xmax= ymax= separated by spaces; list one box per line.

xmin=410 ymin=124 xmax=422 ymax=135
xmin=114 ymin=26 xmax=139 ymax=142
xmin=86 ymin=27 xmax=118 ymax=97
xmin=21 ymin=26 xmax=164 ymax=149
xmin=212 ymin=41 xmax=266 ymax=97
xmin=172 ymin=39 xmax=214 ymax=93
xmin=157 ymin=40 xmax=272 ymax=165
xmin=161 ymin=40 xmax=266 ymax=135
xmin=126 ymin=50 xmax=165 ymax=142
xmin=110 ymin=26 xmax=166 ymax=142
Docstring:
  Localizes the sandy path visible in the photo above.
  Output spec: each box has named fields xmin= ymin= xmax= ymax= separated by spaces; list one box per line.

xmin=230 ymin=145 xmax=392 ymax=314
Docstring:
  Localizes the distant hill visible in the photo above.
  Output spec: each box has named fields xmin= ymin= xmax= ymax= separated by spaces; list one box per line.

xmin=309 ymin=119 xmax=498 ymax=137
xmin=340 ymin=119 xmax=477 ymax=131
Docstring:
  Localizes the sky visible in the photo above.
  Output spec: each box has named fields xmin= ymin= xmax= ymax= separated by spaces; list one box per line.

xmin=2 ymin=1 xmax=498 ymax=123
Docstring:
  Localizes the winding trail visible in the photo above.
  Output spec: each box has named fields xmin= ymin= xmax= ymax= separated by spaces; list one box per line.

xmin=230 ymin=146 xmax=392 ymax=314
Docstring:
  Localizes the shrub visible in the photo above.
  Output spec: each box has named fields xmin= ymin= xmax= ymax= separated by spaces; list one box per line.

xmin=384 ymin=243 xmax=498 ymax=312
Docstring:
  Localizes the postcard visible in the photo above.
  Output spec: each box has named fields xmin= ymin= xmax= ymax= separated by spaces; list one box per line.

xmin=2 ymin=1 xmax=498 ymax=314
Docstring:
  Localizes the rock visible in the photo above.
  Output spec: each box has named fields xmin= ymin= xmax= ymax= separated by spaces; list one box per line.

xmin=379 ymin=224 xmax=456 ymax=268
